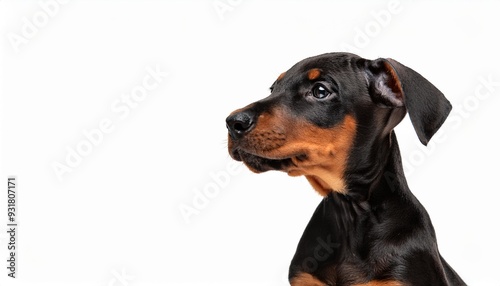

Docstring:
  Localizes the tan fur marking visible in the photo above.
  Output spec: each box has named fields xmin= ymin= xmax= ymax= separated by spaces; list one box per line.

xmin=277 ymin=72 xmax=286 ymax=81
xmin=305 ymin=176 xmax=331 ymax=197
xmin=285 ymin=115 xmax=357 ymax=195
xmin=290 ymin=272 xmax=326 ymax=286
xmin=307 ymin=68 xmax=321 ymax=80
xmin=353 ymin=281 xmax=404 ymax=286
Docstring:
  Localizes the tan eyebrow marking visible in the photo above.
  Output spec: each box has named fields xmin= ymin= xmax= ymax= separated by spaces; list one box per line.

xmin=307 ymin=68 xmax=321 ymax=80
xmin=277 ymin=72 xmax=286 ymax=81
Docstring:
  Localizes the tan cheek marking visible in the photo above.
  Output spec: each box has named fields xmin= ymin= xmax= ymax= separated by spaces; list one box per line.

xmin=283 ymin=115 xmax=357 ymax=195
xmin=307 ymin=68 xmax=321 ymax=80
xmin=290 ymin=272 xmax=326 ymax=286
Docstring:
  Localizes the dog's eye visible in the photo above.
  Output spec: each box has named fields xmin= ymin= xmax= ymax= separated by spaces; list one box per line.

xmin=312 ymin=84 xmax=331 ymax=99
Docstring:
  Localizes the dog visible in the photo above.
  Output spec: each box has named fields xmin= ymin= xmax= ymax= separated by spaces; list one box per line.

xmin=225 ymin=53 xmax=466 ymax=285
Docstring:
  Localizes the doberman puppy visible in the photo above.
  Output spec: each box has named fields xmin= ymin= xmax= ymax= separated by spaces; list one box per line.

xmin=225 ymin=53 xmax=466 ymax=286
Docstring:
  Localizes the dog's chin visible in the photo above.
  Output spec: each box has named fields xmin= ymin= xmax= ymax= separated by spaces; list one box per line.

xmin=230 ymin=149 xmax=295 ymax=173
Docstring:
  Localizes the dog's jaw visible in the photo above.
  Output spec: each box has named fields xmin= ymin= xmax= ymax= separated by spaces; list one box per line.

xmin=227 ymin=115 xmax=356 ymax=196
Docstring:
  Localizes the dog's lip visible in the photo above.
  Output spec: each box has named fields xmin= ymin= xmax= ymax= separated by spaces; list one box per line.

xmin=233 ymin=148 xmax=297 ymax=173
xmin=230 ymin=147 xmax=309 ymax=171
xmin=232 ymin=147 xmax=297 ymax=162
xmin=230 ymin=148 xmax=242 ymax=161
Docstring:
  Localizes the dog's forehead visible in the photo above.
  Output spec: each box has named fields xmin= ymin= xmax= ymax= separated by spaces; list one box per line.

xmin=278 ymin=53 xmax=362 ymax=83
xmin=298 ymin=53 xmax=359 ymax=73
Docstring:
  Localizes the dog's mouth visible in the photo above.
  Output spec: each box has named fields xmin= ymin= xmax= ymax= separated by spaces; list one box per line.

xmin=230 ymin=147 xmax=299 ymax=173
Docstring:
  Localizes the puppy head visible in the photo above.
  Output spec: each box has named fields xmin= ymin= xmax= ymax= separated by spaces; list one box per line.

xmin=226 ymin=53 xmax=450 ymax=196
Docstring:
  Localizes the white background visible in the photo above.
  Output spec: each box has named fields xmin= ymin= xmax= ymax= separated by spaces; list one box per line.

xmin=1 ymin=1 xmax=499 ymax=285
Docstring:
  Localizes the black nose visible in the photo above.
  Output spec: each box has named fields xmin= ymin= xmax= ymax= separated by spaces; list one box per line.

xmin=226 ymin=110 xmax=256 ymax=139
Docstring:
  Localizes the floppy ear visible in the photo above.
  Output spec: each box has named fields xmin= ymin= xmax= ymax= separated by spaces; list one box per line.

xmin=366 ymin=58 xmax=452 ymax=146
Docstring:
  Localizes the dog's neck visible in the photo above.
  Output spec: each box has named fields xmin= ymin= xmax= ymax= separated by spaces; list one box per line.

xmin=289 ymin=132 xmax=434 ymax=283
xmin=337 ymin=130 xmax=409 ymax=201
